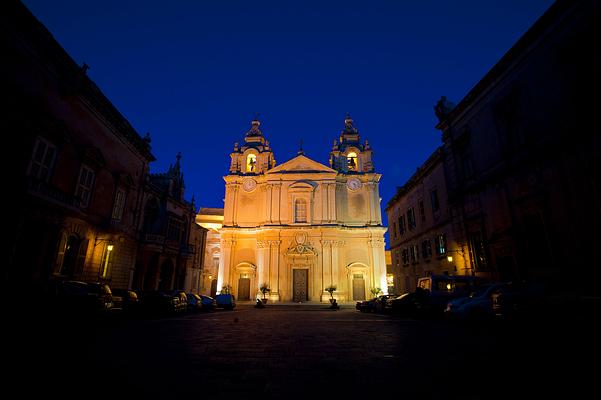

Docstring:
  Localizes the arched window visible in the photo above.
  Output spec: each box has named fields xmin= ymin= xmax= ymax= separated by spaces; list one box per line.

xmin=246 ymin=154 xmax=257 ymax=172
xmin=347 ymin=152 xmax=358 ymax=171
xmin=294 ymin=198 xmax=307 ymax=223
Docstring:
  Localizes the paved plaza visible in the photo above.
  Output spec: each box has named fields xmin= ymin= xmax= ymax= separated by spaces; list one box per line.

xmin=10 ymin=303 xmax=596 ymax=399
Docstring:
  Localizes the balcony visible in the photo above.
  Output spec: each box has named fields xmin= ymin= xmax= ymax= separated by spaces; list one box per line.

xmin=142 ymin=234 xmax=165 ymax=251
xmin=177 ymin=243 xmax=195 ymax=259
xmin=26 ymin=177 xmax=81 ymax=211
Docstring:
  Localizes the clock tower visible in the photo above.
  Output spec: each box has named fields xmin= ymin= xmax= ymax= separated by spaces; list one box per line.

xmin=329 ymin=113 xmax=374 ymax=174
xmin=228 ymin=118 xmax=276 ymax=176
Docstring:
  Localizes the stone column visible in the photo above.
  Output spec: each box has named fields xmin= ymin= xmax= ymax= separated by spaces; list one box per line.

xmin=266 ymin=184 xmax=273 ymax=224
xmin=373 ymin=182 xmax=383 ymax=224
xmin=327 ymin=183 xmax=337 ymax=223
xmin=369 ymin=237 xmax=387 ymax=294
xmin=270 ymin=240 xmax=282 ymax=301
xmin=272 ymin=183 xmax=282 ymax=224
xmin=256 ymin=240 xmax=269 ymax=291
xmin=231 ymin=184 xmax=240 ymax=226
xmin=320 ymin=240 xmax=332 ymax=301
xmin=332 ymin=240 xmax=346 ymax=300
xmin=218 ymin=238 xmax=234 ymax=294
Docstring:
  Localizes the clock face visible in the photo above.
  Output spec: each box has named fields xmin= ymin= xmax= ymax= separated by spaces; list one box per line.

xmin=242 ymin=178 xmax=257 ymax=192
xmin=347 ymin=178 xmax=362 ymax=191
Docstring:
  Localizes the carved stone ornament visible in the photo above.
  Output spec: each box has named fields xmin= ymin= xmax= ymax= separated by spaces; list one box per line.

xmin=286 ymin=240 xmax=316 ymax=256
xmin=294 ymin=232 xmax=307 ymax=245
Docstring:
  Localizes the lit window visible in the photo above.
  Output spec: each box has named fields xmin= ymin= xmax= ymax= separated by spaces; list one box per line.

xmin=347 ymin=152 xmax=358 ymax=171
xmin=246 ymin=154 xmax=257 ymax=172
xmin=28 ymin=137 xmax=56 ymax=182
xmin=294 ymin=198 xmax=307 ymax=223
xmin=111 ymin=189 xmax=126 ymax=220
xmin=435 ymin=233 xmax=447 ymax=256
xmin=75 ymin=165 xmax=95 ymax=207
xmin=387 ymin=274 xmax=394 ymax=287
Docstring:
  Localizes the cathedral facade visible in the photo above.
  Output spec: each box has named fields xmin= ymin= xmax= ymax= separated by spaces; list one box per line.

xmin=218 ymin=116 xmax=387 ymax=302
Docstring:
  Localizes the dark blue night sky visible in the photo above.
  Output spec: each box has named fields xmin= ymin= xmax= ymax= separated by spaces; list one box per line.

xmin=23 ymin=0 xmax=553 ymax=221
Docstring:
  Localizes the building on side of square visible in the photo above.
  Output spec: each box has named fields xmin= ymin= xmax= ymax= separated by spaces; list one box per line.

xmin=386 ymin=148 xmax=473 ymax=294
xmin=196 ymin=207 xmax=224 ymax=297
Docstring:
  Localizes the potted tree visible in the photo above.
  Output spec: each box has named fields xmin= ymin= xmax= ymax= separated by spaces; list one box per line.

xmin=259 ymin=282 xmax=270 ymax=304
xmin=370 ymin=287 xmax=382 ymax=298
xmin=325 ymin=284 xmax=337 ymax=304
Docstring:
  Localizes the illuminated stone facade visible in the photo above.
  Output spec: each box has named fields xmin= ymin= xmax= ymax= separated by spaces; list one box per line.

xmin=218 ymin=116 xmax=387 ymax=302
xmin=196 ymin=208 xmax=224 ymax=297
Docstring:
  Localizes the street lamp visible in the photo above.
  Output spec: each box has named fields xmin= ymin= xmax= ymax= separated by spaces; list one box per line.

xmin=102 ymin=244 xmax=114 ymax=278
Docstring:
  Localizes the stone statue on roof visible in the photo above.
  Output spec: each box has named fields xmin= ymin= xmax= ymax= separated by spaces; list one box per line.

xmin=434 ymin=96 xmax=456 ymax=122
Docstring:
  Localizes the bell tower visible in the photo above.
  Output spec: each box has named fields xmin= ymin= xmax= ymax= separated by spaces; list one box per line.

xmin=329 ymin=114 xmax=374 ymax=173
xmin=229 ymin=117 xmax=276 ymax=175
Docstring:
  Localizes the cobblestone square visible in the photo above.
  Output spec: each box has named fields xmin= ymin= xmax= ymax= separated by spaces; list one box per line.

xmin=10 ymin=303 xmax=596 ymax=399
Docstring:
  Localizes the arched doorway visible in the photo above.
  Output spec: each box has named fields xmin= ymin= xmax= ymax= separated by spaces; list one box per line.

xmin=347 ymin=262 xmax=370 ymax=301
xmin=234 ymin=262 xmax=256 ymax=301
xmin=158 ymin=258 xmax=175 ymax=291
xmin=56 ymin=234 xmax=81 ymax=278
xmin=143 ymin=254 xmax=160 ymax=291
xmin=210 ymin=279 xmax=218 ymax=298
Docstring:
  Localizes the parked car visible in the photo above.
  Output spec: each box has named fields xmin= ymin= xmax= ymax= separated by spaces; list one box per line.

xmin=199 ymin=295 xmax=217 ymax=311
xmin=417 ymin=275 xmax=488 ymax=315
xmin=390 ymin=289 xmax=434 ymax=318
xmin=444 ymin=283 xmax=511 ymax=321
xmin=111 ymin=289 xmax=141 ymax=314
xmin=356 ymin=294 xmax=394 ymax=313
xmin=168 ymin=290 xmax=188 ymax=313
xmin=186 ymin=293 xmax=203 ymax=312
xmin=215 ymin=294 xmax=236 ymax=310
xmin=491 ymin=282 xmax=546 ymax=320
xmin=140 ymin=291 xmax=180 ymax=315
xmin=356 ymin=298 xmax=375 ymax=312
xmin=50 ymin=280 xmax=114 ymax=316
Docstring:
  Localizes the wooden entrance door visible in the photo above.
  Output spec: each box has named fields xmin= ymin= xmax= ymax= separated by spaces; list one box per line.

xmin=238 ymin=278 xmax=250 ymax=300
xmin=210 ymin=279 xmax=217 ymax=298
xmin=293 ymin=269 xmax=308 ymax=302
xmin=353 ymin=274 xmax=366 ymax=301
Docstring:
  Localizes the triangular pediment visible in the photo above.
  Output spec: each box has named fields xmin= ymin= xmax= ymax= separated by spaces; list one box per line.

xmin=266 ymin=154 xmax=337 ymax=174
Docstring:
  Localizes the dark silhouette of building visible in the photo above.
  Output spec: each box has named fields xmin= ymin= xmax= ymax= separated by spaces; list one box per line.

xmin=2 ymin=0 xmax=205 ymax=295
xmin=431 ymin=0 xmax=600 ymax=295
xmin=386 ymin=147 xmax=474 ymax=294
xmin=134 ymin=153 xmax=206 ymax=292
xmin=3 ymin=0 xmax=155 ymax=292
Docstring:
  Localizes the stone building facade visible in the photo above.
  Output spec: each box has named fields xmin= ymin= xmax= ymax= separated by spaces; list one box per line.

xmin=386 ymin=148 xmax=473 ymax=293
xmin=134 ymin=154 xmax=206 ymax=293
xmin=196 ymin=208 xmax=224 ymax=297
xmin=3 ymin=1 xmax=204 ymax=294
xmin=218 ymin=116 xmax=387 ymax=302
xmin=3 ymin=1 xmax=154 ymax=292
xmin=432 ymin=0 xmax=600 ymax=294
